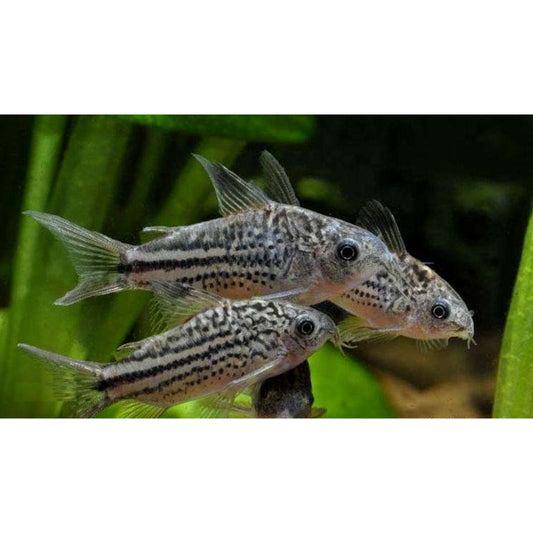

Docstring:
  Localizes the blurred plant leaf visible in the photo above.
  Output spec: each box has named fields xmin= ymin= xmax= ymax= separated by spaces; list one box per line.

xmin=119 ymin=115 xmax=315 ymax=143
xmin=296 ymin=177 xmax=351 ymax=212
xmin=0 ymin=116 xmax=133 ymax=416
xmin=154 ymin=137 xmax=245 ymax=226
xmin=309 ymin=343 xmax=396 ymax=418
xmin=493 ymin=202 xmax=533 ymax=417
xmin=0 ymin=309 xmax=7 ymax=354
xmin=115 ymin=128 xmax=169 ymax=236
xmin=0 ymin=115 xmax=67 ymax=415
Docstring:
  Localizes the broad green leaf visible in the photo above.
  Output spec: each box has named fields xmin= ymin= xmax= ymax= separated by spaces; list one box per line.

xmin=296 ymin=177 xmax=351 ymax=211
xmin=309 ymin=343 xmax=396 ymax=418
xmin=154 ymin=137 xmax=245 ymax=226
xmin=0 ymin=116 xmax=133 ymax=417
xmin=114 ymin=128 xmax=169 ymax=237
xmin=0 ymin=309 xmax=8 ymax=354
xmin=493 ymin=202 xmax=533 ymax=417
xmin=119 ymin=115 xmax=315 ymax=143
xmin=0 ymin=115 xmax=67 ymax=416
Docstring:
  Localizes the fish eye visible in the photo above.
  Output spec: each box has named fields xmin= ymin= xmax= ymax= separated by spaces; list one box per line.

xmin=296 ymin=317 xmax=316 ymax=337
xmin=336 ymin=240 xmax=359 ymax=262
xmin=431 ymin=301 xmax=450 ymax=320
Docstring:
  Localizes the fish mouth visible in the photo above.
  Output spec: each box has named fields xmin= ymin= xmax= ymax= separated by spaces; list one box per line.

xmin=331 ymin=328 xmax=345 ymax=356
xmin=455 ymin=327 xmax=476 ymax=348
xmin=325 ymin=319 xmax=345 ymax=355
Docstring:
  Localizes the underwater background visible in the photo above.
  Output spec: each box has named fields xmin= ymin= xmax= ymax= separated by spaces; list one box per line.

xmin=0 ymin=115 xmax=531 ymax=418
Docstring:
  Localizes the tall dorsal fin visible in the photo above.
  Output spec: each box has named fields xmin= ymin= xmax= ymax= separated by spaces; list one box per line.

xmin=357 ymin=200 xmax=407 ymax=256
xmin=194 ymin=154 xmax=272 ymax=217
xmin=259 ymin=151 xmax=300 ymax=206
xmin=149 ymin=281 xmax=225 ymax=330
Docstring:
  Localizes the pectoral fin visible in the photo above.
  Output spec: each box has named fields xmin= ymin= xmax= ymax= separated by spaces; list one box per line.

xmin=338 ymin=316 xmax=400 ymax=347
xmin=149 ymin=281 xmax=225 ymax=330
xmin=416 ymin=338 xmax=449 ymax=352
xmin=113 ymin=400 xmax=167 ymax=418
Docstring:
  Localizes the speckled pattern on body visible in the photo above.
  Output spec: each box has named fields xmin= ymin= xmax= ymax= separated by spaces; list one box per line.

xmin=19 ymin=289 xmax=337 ymax=417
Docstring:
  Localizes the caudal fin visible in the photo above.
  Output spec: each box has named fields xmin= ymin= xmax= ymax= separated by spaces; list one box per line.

xmin=18 ymin=343 xmax=109 ymax=417
xmin=25 ymin=211 xmax=130 ymax=305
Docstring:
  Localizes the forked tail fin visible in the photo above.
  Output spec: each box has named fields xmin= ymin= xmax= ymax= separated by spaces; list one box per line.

xmin=18 ymin=343 xmax=109 ymax=417
xmin=24 ymin=211 xmax=131 ymax=305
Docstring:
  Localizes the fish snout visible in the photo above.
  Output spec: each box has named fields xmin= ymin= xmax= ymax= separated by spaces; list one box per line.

xmin=322 ymin=316 xmax=344 ymax=354
xmin=456 ymin=312 xmax=475 ymax=347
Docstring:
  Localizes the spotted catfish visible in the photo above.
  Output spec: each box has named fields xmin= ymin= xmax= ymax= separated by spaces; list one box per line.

xmin=334 ymin=201 xmax=474 ymax=349
xmin=25 ymin=155 xmax=396 ymax=306
xmin=258 ymin=152 xmax=474 ymax=349
xmin=18 ymin=282 xmax=338 ymax=418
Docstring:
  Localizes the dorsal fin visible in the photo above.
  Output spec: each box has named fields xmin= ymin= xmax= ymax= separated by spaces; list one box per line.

xmin=194 ymin=154 xmax=272 ymax=217
xmin=357 ymin=200 xmax=407 ymax=256
xmin=259 ymin=151 xmax=300 ymax=206
xmin=149 ymin=281 xmax=225 ymax=330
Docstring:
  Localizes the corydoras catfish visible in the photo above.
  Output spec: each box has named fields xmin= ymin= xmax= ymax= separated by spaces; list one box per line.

xmin=335 ymin=200 xmax=474 ymax=349
xmin=18 ymin=282 xmax=338 ymax=418
xmin=258 ymin=152 xmax=474 ymax=349
xmin=25 ymin=155 xmax=396 ymax=306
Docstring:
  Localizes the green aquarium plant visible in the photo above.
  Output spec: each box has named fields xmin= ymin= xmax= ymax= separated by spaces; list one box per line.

xmin=493 ymin=202 xmax=533 ymax=418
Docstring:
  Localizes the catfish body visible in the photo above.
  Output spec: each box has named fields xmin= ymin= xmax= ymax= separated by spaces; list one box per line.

xmin=18 ymin=283 xmax=337 ymax=417
xmin=334 ymin=201 xmax=475 ymax=348
xmin=25 ymin=156 xmax=394 ymax=306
